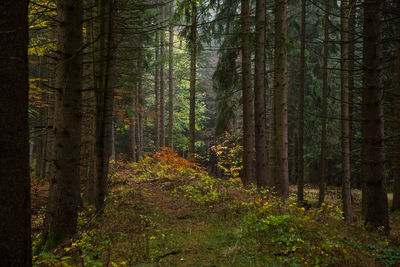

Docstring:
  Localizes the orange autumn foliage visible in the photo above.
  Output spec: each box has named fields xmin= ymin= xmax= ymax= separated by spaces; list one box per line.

xmin=154 ymin=147 xmax=205 ymax=173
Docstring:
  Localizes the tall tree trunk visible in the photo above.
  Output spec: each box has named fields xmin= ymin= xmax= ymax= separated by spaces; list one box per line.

xmin=137 ymin=47 xmax=143 ymax=159
xmin=155 ymin=31 xmax=160 ymax=151
xmin=129 ymin=104 xmax=137 ymax=162
xmin=341 ymin=0 xmax=352 ymax=222
xmin=362 ymin=0 xmax=389 ymax=235
xmin=160 ymin=3 xmax=166 ymax=148
xmin=348 ymin=0 xmax=355 ymax=170
xmin=130 ymin=51 xmax=138 ymax=162
xmin=188 ymin=0 xmax=197 ymax=159
xmin=36 ymin=57 xmax=45 ymax=178
xmin=393 ymin=1 xmax=400 ymax=212
xmin=319 ymin=0 xmax=329 ymax=206
xmin=274 ymin=0 xmax=289 ymax=197
xmin=94 ymin=0 xmax=115 ymax=212
xmin=254 ymin=0 xmax=269 ymax=187
xmin=297 ymin=0 xmax=306 ymax=203
xmin=0 ymin=0 xmax=31 ymax=264
xmin=84 ymin=4 xmax=97 ymax=203
xmin=45 ymin=0 xmax=83 ymax=249
xmin=111 ymin=120 xmax=116 ymax=160
xmin=168 ymin=1 xmax=175 ymax=149
xmin=241 ymin=0 xmax=255 ymax=185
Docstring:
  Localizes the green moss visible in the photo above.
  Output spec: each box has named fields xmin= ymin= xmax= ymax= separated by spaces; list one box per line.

xmin=43 ymin=230 xmax=69 ymax=252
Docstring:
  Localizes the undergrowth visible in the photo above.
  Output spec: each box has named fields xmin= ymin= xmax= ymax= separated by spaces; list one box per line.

xmin=32 ymin=149 xmax=400 ymax=266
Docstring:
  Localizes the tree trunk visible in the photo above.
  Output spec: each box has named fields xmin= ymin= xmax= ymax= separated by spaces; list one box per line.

xmin=111 ymin=120 xmax=116 ymax=160
xmin=241 ymin=0 xmax=255 ymax=185
xmin=362 ymin=0 xmax=389 ymax=235
xmin=84 ymin=5 xmax=97 ymax=203
xmin=94 ymin=0 xmax=115 ymax=212
xmin=392 ymin=1 xmax=400 ymax=212
xmin=188 ymin=1 xmax=197 ymax=159
xmin=341 ymin=0 xmax=352 ymax=222
xmin=137 ymin=47 xmax=143 ymax=159
xmin=348 ymin=0 xmax=355 ymax=180
xmin=155 ymin=31 xmax=160 ymax=151
xmin=0 ymin=0 xmax=31 ymax=264
xmin=254 ymin=0 xmax=269 ymax=187
xmin=274 ymin=0 xmax=289 ymax=197
xmin=129 ymin=106 xmax=137 ymax=162
xmin=319 ymin=0 xmax=329 ymax=206
xmin=44 ymin=0 xmax=83 ymax=249
xmin=160 ymin=3 xmax=166 ymax=148
xmin=297 ymin=0 xmax=306 ymax=203
xmin=168 ymin=1 xmax=175 ymax=149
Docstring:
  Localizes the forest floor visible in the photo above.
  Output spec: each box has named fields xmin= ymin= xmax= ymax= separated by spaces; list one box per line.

xmin=32 ymin=151 xmax=400 ymax=266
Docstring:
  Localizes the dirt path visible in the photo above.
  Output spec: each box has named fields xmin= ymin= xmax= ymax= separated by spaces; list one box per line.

xmin=131 ymin=181 xmax=238 ymax=266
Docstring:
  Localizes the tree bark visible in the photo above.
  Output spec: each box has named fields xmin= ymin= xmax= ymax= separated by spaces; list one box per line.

xmin=319 ymin=0 xmax=329 ymax=206
xmin=160 ymin=2 xmax=166 ymax=148
xmin=0 ymin=0 xmax=31 ymax=264
xmin=188 ymin=0 xmax=197 ymax=159
xmin=129 ymin=104 xmax=137 ymax=162
xmin=254 ymin=0 xmax=269 ymax=187
xmin=155 ymin=31 xmax=160 ymax=151
xmin=392 ymin=1 xmax=400 ymax=212
xmin=341 ymin=0 xmax=353 ymax=222
xmin=137 ymin=47 xmax=144 ymax=159
xmin=274 ymin=0 xmax=289 ymax=197
xmin=297 ymin=0 xmax=306 ymax=203
xmin=241 ymin=0 xmax=255 ymax=185
xmin=362 ymin=0 xmax=389 ymax=235
xmin=93 ymin=0 xmax=115 ymax=212
xmin=45 ymin=0 xmax=83 ymax=249
xmin=168 ymin=1 xmax=175 ymax=149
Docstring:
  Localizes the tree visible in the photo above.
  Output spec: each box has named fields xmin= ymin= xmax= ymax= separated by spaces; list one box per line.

xmin=155 ymin=30 xmax=160 ymax=151
xmin=188 ymin=0 xmax=197 ymax=159
xmin=94 ymin=0 xmax=115 ymax=212
xmin=160 ymin=2 xmax=166 ymax=148
xmin=274 ymin=0 xmax=289 ymax=197
xmin=297 ymin=0 xmax=306 ymax=203
xmin=318 ymin=0 xmax=329 ymax=206
xmin=254 ymin=0 xmax=269 ymax=187
xmin=341 ymin=0 xmax=352 ymax=222
xmin=0 ymin=0 xmax=31 ymax=265
xmin=241 ymin=0 xmax=255 ymax=185
xmin=392 ymin=1 xmax=400 ymax=212
xmin=168 ymin=1 xmax=175 ymax=149
xmin=44 ymin=0 xmax=83 ymax=249
xmin=362 ymin=0 xmax=389 ymax=235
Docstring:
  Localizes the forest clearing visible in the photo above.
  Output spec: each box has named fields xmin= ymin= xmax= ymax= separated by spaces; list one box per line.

xmin=31 ymin=151 xmax=400 ymax=266
xmin=3 ymin=0 xmax=400 ymax=266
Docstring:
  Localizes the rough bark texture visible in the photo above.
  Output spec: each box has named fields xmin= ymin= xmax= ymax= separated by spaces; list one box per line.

xmin=129 ymin=106 xmax=137 ymax=162
xmin=136 ymin=48 xmax=143 ymax=159
xmin=160 ymin=3 xmax=166 ymax=148
xmin=0 ymin=0 xmax=31 ymax=265
xmin=241 ymin=0 xmax=255 ymax=185
xmin=84 ymin=6 xmax=97 ymax=203
xmin=319 ymin=0 xmax=329 ymax=206
xmin=45 ymin=0 xmax=83 ymax=249
xmin=348 ymin=0 xmax=355 ymax=177
xmin=362 ymin=0 xmax=389 ymax=235
xmin=94 ymin=0 xmax=114 ymax=212
xmin=188 ymin=1 xmax=197 ymax=159
xmin=392 ymin=1 xmax=400 ymax=212
xmin=155 ymin=31 xmax=160 ymax=151
xmin=168 ymin=2 xmax=174 ymax=149
xmin=274 ymin=0 xmax=289 ymax=197
xmin=341 ymin=0 xmax=353 ymax=222
xmin=254 ymin=0 xmax=269 ymax=187
xmin=297 ymin=0 xmax=306 ymax=203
